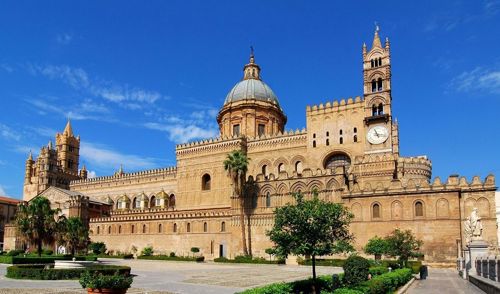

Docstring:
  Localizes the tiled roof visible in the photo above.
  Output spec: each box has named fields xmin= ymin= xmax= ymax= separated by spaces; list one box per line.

xmin=0 ymin=196 xmax=22 ymax=204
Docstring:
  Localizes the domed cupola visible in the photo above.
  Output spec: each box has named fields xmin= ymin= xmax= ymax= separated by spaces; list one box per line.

xmin=217 ymin=48 xmax=287 ymax=138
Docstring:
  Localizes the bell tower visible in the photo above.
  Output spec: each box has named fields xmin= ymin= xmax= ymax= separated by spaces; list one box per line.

xmin=362 ymin=26 xmax=399 ymax=155
xmin=56 ymin=120 xmax=80 ymax=175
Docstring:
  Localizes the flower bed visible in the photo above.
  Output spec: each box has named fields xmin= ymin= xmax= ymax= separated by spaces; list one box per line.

xmin=214 ymin=255 xmax=285 ymax=265
xmin=137 ymin=255 xmax=204 ymax=262
xmin=6 ymin=264 xmax=131 ymax=280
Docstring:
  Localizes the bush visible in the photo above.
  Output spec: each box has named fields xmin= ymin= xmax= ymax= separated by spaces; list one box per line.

xmin=6 ymin=265 xmax=131 ymax=280
xmin=191 ymin=247 xmax=200 ymax=254
xmin=343 ymin=255 xmax=370 ymax=286
xmin=407 ymin=261 xmax=422 ymax=274
xmin=6 ymin=249 xmax=24 ymax=256
xmin=79 ymin=271 xmax=133 ymax=289
xmin=369 ymin=266 xmax=388 ymax=276
xmin=41 ymin=249 xmax=53 ymax=255
xmin=364 ymin=236 xmax=388 ymax=260
xmin=141 ymin=246 xmax=154 ymax=256
xmin=331 ymin=289 xmax=364 ymax=294
xmin=215 ymin=255 xmax=285 ymax=265
xmin=169 ymin=252 xmax=176 ymax=257
xmin=137 ymin=255 xmax=204 ymax=262
xmin=237 ymin=282 xmax=292 ymax=294
xmin=298 ymin=258 xmax=346 ymax=267
xmin=364 ymin=268 xmax=413 ymax=294
xmin=88 ymin=242 xmax=107 ymax=255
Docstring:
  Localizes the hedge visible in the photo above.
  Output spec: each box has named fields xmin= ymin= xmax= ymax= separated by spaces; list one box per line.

xmin=97 ymin=254 xmax=134 ymax=259
xmin=6 ymin=264 xmax=131 ymax=280
xmin=298 ymin=258 xmax=346 ymax=267
xmin=214 ymin=256 xmax=285 ymax=265
xmin=0 ymin=255 xmax=97 ymax=264
xmin=137 ymin=255 xmax=205 ymax=262
xmin=298 ymin=258 xmax=422 ymax=274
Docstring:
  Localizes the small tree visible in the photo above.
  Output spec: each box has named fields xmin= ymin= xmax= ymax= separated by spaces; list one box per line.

xmin=364 ymin=236 xmax=388 ymax=260
xmin=267 ymin=193 xmax=353 ymax=289
xmin=385 ymin=228 xmax=423 ymax=267
xmin=343 ymin=255 xmax=370 ymax=286
xmin=141 ymin=246 xmax=154 ymax=256
xmin=60 ymin=217 xmax=89 ymax=256
xmin=15 ymin=196 xmax=62 ymax=257
xmin=88 ymin=242 xmax=107 ymax=255
xmin=190 ymin=247 xmax=200 ymax=256
xmin=265 ymin=248 xmax=275 ymax=261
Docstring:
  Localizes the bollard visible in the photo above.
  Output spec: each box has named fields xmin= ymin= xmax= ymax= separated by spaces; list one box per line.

xmin=497 ymin=256 xmax=500 ymax=282
xmin=420 ymin=265 xmax=428 ymax=280
xmin=489 ymin=255 xmax=497 ymax=281
xmin=477 ymin=257 xmax=482 ymax=276
xmin=482 ymin=257 xmax=489 ymax=278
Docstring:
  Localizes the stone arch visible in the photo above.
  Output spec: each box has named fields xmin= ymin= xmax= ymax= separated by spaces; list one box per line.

xmin=259 ymin=184 xmax=275 ymax=195
xmin=413 ymin=199 xmax=425 ymax=218
xmin=368 ymin=70 xmax=385 ymax=81
xmin=351 ymin=203 xmax=362 ymax=221
xmin=257 ymin=159 xmax=272 ymax=177
xmin=307 ymin=180 xmax=324 ymax=194
xmin=290 ymin=181 xmax=307 ymax=194
xmin=464 ymin=198 xmax=476 ymax=217
xmin=277 ymin=183 xmax=288 ymax=195
xmin=291 ymin=155 xmax=306 ymax=174
xmin=391 ymin=200 xmax=403 ymax=220
xmin=436 ymin=198 xmax=450 ymax=218
xmin=323 ymin=151 xmax=352 ymax=170
xmin=371 ymin=202 xmax=382 ymax=219
xmin=477 ymin=197 xmax=490 ymax=218
xmin=274 ymin=157 xmax=289 ymax=174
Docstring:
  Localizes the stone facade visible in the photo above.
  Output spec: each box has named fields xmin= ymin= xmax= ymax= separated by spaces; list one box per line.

xmin=11 ymin=27 xmax=497 ymax=264
xmin=0 ymin=196 xmax=20 ymax=250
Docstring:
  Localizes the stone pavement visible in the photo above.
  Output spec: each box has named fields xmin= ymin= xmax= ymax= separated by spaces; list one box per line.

xmin=407 ymin=268 xmax=484 ymax=294
xmin=0 ymin=258 xmax=341 ymax=294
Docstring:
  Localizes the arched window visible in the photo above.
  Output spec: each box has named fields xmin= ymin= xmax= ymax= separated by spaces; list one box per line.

xmin=353 ymin=135 xmax=358 ymax=142
xmin=204 ymin=222 xmax=208 ymax=232
xmin=372 ymin=104 xmax=377 ymax=116
xmin=266 ymin=192 xmax=271 ymax=207
xmin=173 ymin=223 xmax=177 ymax=233
xmin=377 ymin=78 xmax=383 ymax=91
xmin=354 ymin=127 xmax=357 ymax=133
xmin=378 ymin=103 xmax=384 ymax=115
xmin=187 ymin=223 xmax=191 ymax=233
xmin=169 ymin=194 xmax=176 ymax=207
xmin=372 ymin=203 xmax=381 ymax=218
xmin=278 ymin=163 xmax=285 ymax=173
xmin=339 ymin=137 xmax=343 ymax=144
xmin=97 ymin=226 xmax=100 ymax=234
xmin=313 ymin=141 xmax=316 ymax=148
xmin=415 ymin=201 xmax=424 ymax=217
xmin=262 ymin=165 xmax=268 ymax=177
xmin=118 ymin=225 xmax=122 ymax=234
xmin=142 ymin=224 xmax=146 ymax=234
xmin=221 ymin=221 xmax=226 ymax=232
xmin=132 ymin=197 xmax=138 ymax=209
xmin=150 ymin=196 xmax=156 ymax=208
xmin=326 ymin=131 xmax=329 ymax=137
xmin=158 ymin=224 xmax=162 ymax=233
xmin=326 ymin=139 xmax=329 ymax=146
xmin=202 ymin=174 xmax=211 ymax=191
xmin=339 ymin=129 xmax=343 ymax=135
xmin=379 ymin=57 xmax=382 ymax=66
xmin=295 ymin=161 xmax=303 ymax=174
xmin=313 ymin=133 xmax=316 ymax=138
xmin=108 ymin=226 xmax=111 ymax=234
xmin=131 ymin=225 xmax=135 ymax=234
xmin=324 ymin=153 xmax=351 ymax=170
xmin=372 ymin=80 xmax=376 ymax=92
xmin=371 ymin=59 xmax=374 ymax=68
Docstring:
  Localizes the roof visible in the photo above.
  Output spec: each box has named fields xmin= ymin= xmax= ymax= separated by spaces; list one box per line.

xmin=0 ymin=196 xmax=22 ymax=205
xmin=224 ymin=79 xmax=280 ymax=106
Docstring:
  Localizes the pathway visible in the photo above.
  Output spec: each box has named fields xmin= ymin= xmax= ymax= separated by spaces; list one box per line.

xmin=407 ymin=268 xmax=484 ymax=294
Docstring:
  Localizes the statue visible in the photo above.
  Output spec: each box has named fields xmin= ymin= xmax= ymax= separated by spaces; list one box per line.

xmin=464 ymin=208 xmax=483 ymax=243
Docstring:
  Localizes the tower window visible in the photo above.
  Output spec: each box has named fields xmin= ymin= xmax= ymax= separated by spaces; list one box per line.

xmin=372 ymin=105 xmax=377 ymax=116
xmin=415 ymin=201 xmax=424 ymax=217
xmin=97 ymin=226 xmax=100 ymax=234
xmin=371 ymin=80 xmax=376 ymax=92
xmin=379 ymin=57 xmax=382 ymax=66
xmin=233 ymin=124 xmax=240 ymax=136
xmin=295 ymin=161 xmax=303 ymax=174
xmin=354 ymin=135 xmax=358 ymax=142
xmin=313 ymin=141 xmax=316 ymax=148
xmin=169 ymin=194 xmax=176 ymax=207
xmin=187 ymin=223 xmax=191 ymax=233
xmin=262 ymin=165 xmax=268 ymax=178
xmin=204 ymin=222 xmax=208 ymax=232
xmin=340 ymin=137 xmax=343 ymax=144
xmin=221 ymin=221 xmax=226 ymax=232
xmin=118 ymin=226 xmax=122 ymax=234
xmin=326 ymin=131 xmax=329 ymax=137
xmin=108 ymin=226 xmax=111 ymax=234
xmin=173 ymin=223 xmax=177 ymax=233
xmin=258 ymin=124 xmax=265 ymax=136
xmin=158 ymin=224 xmax=162 ymax=233
xmin=313 ymin=133 xmax=316 ymax=138
xmin=278 ymin=163 xmax=285 ymax=173
xmin=354 ymin=127 xmax=357 ymax=133
xmin=142 ymin=224 xmax=146 ymax=234
xmin=68 ymin=159 xmax=73 ymax=169
xmin=377 ymin=78 xmax=383 ymax=91
xmin=131 ymin=225 xmax=135 ymax=234
xmin=372 ymin=203 xmax=381 ymax=219
xmin=202 ymin=174 xmax=211 ymax=191
xmin=339 ymin=129 xmax=343 ymax=135
xmin=378 ymin=103 xmax=384 ymax=115
xmin=371 ymin=59 xmax=374 ymax=68
xmin=326 ymin=139 xmax=329 ymax=146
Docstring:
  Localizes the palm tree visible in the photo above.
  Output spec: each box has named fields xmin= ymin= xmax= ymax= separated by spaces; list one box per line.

xmin=60 ymin=217 xmax=89 ymax=256
xmin=15 ymin=196 xmax=61 ymax=257
xmin=224 ymin=149 xmax=250 ymax=256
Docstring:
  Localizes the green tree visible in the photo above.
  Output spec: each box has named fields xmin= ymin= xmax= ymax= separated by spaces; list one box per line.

xmin=15 ymin=196 xmax=61 ymax=257
xmin=364 ymin=236 xmax=388 ymax=260
xmin=267 ymin=193 xmax=353 ymax=287
xmin=385 ymin=228 xmax=423 ymax=266
xmin=191 ymin=247 xmax=200 ymax=256
xmin=88 ymin=242 xmax=107 ymax=255
xmin=60 ymin=217 xmax=89 ymax=256
xmin=141 ymin=246 xmax=154 ymax=256
xmin=223 ymin=149 xmax=250 ymax=256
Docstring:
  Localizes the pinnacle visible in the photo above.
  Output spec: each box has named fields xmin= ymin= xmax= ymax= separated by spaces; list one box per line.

xmin=63 ymin=119 xmax=74 ymax=137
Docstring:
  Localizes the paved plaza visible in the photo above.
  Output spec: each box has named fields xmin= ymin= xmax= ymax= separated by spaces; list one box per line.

xmin=0 ymin=260 xmax=487 ymax=294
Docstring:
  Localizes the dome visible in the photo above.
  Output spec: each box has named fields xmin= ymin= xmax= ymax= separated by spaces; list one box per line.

xmin=224 ymin=79 xmax=280 ymax=106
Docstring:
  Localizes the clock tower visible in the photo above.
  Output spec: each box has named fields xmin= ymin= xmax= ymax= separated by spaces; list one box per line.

xmin=362 ymin=26 xmax=399 ymax=155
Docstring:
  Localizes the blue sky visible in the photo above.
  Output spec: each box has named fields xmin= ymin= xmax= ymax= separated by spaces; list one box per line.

xmin=0 ymin=1 xmax=499 ymax=198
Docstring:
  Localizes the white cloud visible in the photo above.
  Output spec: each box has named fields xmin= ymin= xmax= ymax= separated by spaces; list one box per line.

xmin=80 ymin=142 xmax=158 ymax=171
xmin=87 ymin=170 xmax=97 ymax=178
xmin=27 ymin=98 xmax=113 ymax=122
xmin=56 ymin=33 xmax=73 ymax=45
xmin=0 ymin=185 xmax=6 ymax=195
xmin=1 ymin=63 xmax=14 ymax=73
xmin=144 ymin=122 xmax=218 ymax=143
xmin=450 ymin=67 xmax=500 ymax=94
xmin=0 ymin=124 xmax=21 ymax=141
xmin=33 ymin=64 xmax=89 ymax=89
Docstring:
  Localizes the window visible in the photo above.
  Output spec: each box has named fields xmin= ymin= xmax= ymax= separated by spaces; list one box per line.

xmin=150 ymin=196 xmax=156 ymax=208
xmin=158 ymin=224 xmax=162 ymax=233
xmin=262 ymin=165 xmax=268 ymax=177
xmin=252 ymin=194 xmax=258 ymax=209
xmin=202 ymin=174 xmax=211 ymax=191
xmin=278 ymin=163 xmax=285 ymax=173
xmin=372 ymin=104 xmax=377 ymax=116
xmin=339 ymin=129 xmax=343 ymax=135
xmin=373 ymin=204 xmax=381 ymax=218
xmin=326 ymin=139 xmax=329 ymax=146
xmin=295 ymin=161 xmax=303 ymax=174
xmin=313 ymin=141 xmax=316 ymax=148
xmin=324 ymin=153 xmax=351 ymax=169
xmin=68 ymin=159 xmax=73 ymax=169
xmin=313 ymin=133 xmax=316 ymax=138
xmin=258 ymin=124 xmax=266 ymax=136
xmin=371 ymin=59 xmax=374 ymax=68
xmin=339 ymin=137 xmax=343 ymax=144
xmin=173 ymin=223 xmax=177 ymax=233
xmin=354 ymin=135 xmax=358 ymax=142
xmin=108 ymin=226 xmax=111 ymax=234
xmin=97 ymin=226 xmax=100 ymax=234
xmin=371 ymin=80 xmax=376 ymax=92
xmin=142 ymin=224 xmax=146 ymax=234
xmin=204 ymin=222 xmax=208 ymax=232
xmin=379 ymin=57 xmax=382 ymax=66
xmin=221 ymin=221 xmax=226 ymax=232
xmin=415 ymin=201 xmax=424 ymax=217
xmin=187 ymin=223 xmax=191 ymax=233
xmin=169 ymin=194 xmax=176 ymax=207
xmin=155 ymin=197 xmax=161 ymax=207
xmin=266 ymin=192 xmax=271 ymax=207
xmin=134 ymin=197 xmax=140 ymax=209
xmin=131 ymin=225 xmax=135 ymax=234
xmin=377 ymin=78 xmax=383 ymax=91
xmin=378 ymin=103 xmax=384 ymax=115
xmin=354 ymin=127 xmax=357 ymax=133
xmin=233 ymin=124 xmax=240 ymax=136
xmin=326 ymin=131 xmax=329 ymax=137
xmin=118 ymin=225 xmax=122 ymax=234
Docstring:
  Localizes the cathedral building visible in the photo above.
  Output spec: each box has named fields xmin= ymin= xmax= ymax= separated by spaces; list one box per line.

xmin=6 ymin=28 xmax=497 ymax=265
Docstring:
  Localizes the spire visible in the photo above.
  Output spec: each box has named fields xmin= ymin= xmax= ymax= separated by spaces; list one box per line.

xmin=372 ymin=24 xmax=382 ymax=49
xmin=47 ymin=140 xmax=53 ymax=150
xmin=63 ymin=119 xmax=74 ymax=137
xmin=243 ymin=46 xmax=261 ymax=80
xmin=27 ymin=150 xmax=33 ymax=161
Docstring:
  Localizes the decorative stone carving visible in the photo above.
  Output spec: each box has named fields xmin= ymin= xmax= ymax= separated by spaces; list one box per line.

xmin=464 ymin=208 xmax=483 ymax=243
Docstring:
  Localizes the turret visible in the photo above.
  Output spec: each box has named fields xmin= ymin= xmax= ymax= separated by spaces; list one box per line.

xmin=55 ymin=120 xmax=80 ymax=175
xmin=79 ymin=165 xmax=88 ymax=179
xmin=24 ymin=151 xmax=34 ymax=184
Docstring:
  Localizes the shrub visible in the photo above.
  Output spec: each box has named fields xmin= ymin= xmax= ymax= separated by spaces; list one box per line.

xmin=364 ymin=268 xmax=413 ymax=294
xmin=190 ymin=247 xmax=200 ymax=254
xmin=369 ymin=266 xmax=388 ymax=276
xmin=79 ymin=271 xmax=133 ymax=289
xmin=0 ymin=256 xmax=13 ymax=264
xmin=6 ymin=265 xmax=131 ymax=280
xmin=88 ymin=242 xmax=107 ymax=255
xmin=6 ymin=249 xmax=24 ymax=256
xmin=123 ymin=254 xmax=134 ymax=259
xmin=137 ymin=255 xmax=204 ymax=262
xmin=214 ymin=255 xmax=285 ymax=264
xmin=141 ymin=246 xmax=154 ymax=256
xmin=407 ymin=260 xmax=422 ymax=274
xmin=42 ymin=249 xmax=53 ymax=255
xmin=237 ymin=282 xmax=292 ymax=294
xmin=169 ymin=252 xmax=176 ymax=257
xmin=331 ymin=289 xmax=364 ymax=294
xmin=343 ymin=255 xmax=370 ymax=286
xmin=364 ymin=236 xmax=388 ymax=260
xmin=298 ymin=258 xmax=346 ymax=267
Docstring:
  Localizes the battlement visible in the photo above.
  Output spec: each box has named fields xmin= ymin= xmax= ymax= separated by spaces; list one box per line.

xmin=175 ymin=136 xmax=244 ymax=157
xmin=306 ymin=96 xmax=364 ymax=114
xmin=248 ymin=128 xmax=307 ymax=142
xmin=90 ymin=207 xmax=231 ymax=223
xmin=70 ymin=166 xmax=177 ymax=186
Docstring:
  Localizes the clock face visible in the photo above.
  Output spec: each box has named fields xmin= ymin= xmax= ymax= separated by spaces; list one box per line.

xmin=367 ymin=125 xmax=389 ymax=145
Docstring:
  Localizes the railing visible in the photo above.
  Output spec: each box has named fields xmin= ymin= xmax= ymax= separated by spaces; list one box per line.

xmin=474 ymin=256 xmax=500 ymax=282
